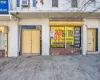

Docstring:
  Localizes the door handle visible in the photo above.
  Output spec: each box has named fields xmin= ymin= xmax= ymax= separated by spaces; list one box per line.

xmin=89 ymin=43 xmax=91 ymax=44
xmin=93 ymin=39 xmax=94 ymax=42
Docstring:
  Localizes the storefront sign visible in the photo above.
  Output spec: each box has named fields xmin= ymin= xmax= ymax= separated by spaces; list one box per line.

xmin=0 ymin=0 xmax=9 ymax=14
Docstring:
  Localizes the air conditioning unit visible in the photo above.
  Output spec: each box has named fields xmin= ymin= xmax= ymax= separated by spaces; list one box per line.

xmin=21 ymin=0 xmax=29 ymax=7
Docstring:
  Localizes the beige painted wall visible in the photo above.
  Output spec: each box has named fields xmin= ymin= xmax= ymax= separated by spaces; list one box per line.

xmin=0 ymin=19 xmax=50 ymax=57
xmin=0 ymin=21 xmax=18 ymax=57
xmin=19 ymin=19 xmax=50 ymax=55
xmin=82 ymin=19 xmax=100 ymax=55
xmin=1 ymin=18 xmax=100 ymax=57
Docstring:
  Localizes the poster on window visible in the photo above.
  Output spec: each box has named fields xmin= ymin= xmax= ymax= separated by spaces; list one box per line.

xmin=74 ymin=27 xmax=81 ymax=48
xmin=66 ymin=27 xmax=74 ymax=46
xmin=50 ymin=27 xmax=65 ymax=48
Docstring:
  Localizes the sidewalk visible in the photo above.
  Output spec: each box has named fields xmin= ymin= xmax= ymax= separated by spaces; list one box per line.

xmin=0 ymin=55 xmax=100 ymax=80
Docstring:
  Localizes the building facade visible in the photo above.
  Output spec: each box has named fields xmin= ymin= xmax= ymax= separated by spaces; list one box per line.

xmin=0 ymin=0 xmax=100 ymax=57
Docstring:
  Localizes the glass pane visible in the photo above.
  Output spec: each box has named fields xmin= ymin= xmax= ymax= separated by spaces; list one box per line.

xmin=0 ymin=32 xmax=5 ymax=50
xmin=52 ymin=0 xmax=58 ymax=7
xmin=17 ymin=0 xmax=20 ymax=7
xmin=71 ymin=0 xmax=77 ymax=7
xmin=33 ymin=0 xmax=36 ymax=7
xmin=50 ymin=26 xmax=81 ymax=48
xmin=66 ymin=27 xmax=74 ymax=47
xmin=50 ymin=27 xmax=65 ymax=48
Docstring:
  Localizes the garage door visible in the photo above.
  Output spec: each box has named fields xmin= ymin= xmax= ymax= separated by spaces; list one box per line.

xmin=22 ymin=29 xmax=40 ymax=54
xmin=22 ymin=29 xmax=31 ymax=53
xmin=32 ymin=30 xmax=40 ymax=53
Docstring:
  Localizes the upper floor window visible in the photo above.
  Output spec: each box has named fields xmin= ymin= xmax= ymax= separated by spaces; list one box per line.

xmin=17 ymin=0 xmax=20 ymax=7
xmin=33 ymin=0 xmax=36 ymax=7
xmin=52 ymin=0 xmax=58 ymax=7
xmin=89 ymin=0 xmax=95 ymax=3
xmin=71 ymin=0 xmax=78 ymax=8
xmin=17 ymin=0 xmax=30 ymax=7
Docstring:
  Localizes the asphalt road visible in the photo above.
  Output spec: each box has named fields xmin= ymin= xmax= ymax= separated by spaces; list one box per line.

xmin=0 ymin=55 xmax=100 ymax=80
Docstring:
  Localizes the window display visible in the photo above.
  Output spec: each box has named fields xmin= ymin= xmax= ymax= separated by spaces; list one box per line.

xmin=50 ymin=26 xmax=81 ymax=48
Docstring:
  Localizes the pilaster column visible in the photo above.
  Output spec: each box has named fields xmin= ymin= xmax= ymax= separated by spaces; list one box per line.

xmin=82 ymin=24 xmax=87 ymax=55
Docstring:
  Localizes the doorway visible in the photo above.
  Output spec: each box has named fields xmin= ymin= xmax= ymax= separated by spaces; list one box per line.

xmin=21 ymin=29 xmax=40 ymax=55
xmin=0 ymin=26 xmax=8 ymax=57
xmin=87 ymin=28 xmax=96 ymax=51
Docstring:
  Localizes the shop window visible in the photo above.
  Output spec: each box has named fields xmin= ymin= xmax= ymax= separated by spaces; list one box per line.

xmin=50 ymin=27 xmax=65 ymax=48
xmin=52 ymin=0 xmax=58 ymax=7
xmin=0 ymin=32 xmax=5 ymax=50
xmin=50 ymin=26 xmax=81 ymax=48
xmin=66 ymin=27 xmax=74 ymax=47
